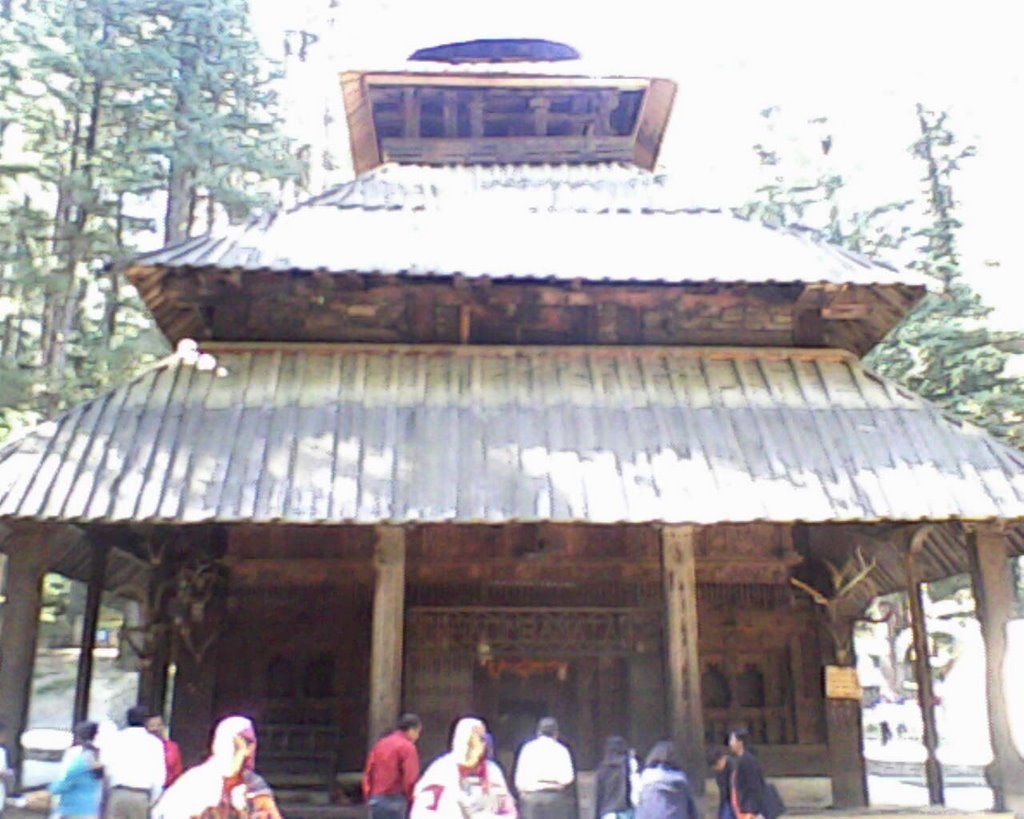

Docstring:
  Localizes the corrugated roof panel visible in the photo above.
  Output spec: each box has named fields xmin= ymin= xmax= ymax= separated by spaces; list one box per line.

xmin=3 ymin=344 xmax=1024 ymax=525
xmin=125 ymin=164 xmax=926 ymax=291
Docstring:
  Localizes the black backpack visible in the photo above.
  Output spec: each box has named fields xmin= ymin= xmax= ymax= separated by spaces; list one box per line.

xmin=762 ymin=782 xmax=786 ymax=819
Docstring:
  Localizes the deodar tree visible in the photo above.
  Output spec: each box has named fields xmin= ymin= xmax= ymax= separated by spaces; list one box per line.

xmin=866 ymin=106 xmax=1024 ymax=447
xmin=0 ymin=0 xmax=301 ymax=439
xmin=737 ymin=106 xmax=1024 ymax=447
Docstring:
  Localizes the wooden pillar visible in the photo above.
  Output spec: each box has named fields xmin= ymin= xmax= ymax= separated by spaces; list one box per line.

xmin=595 ymin=91 xmax=618 ymax=136
xmin=661 ymin=525 xmax=705 ymax=795
xmin=628 ymin=644 xmax=665 ymax=757
xmin=529 ymin=96 xmax=551 ymax=137
xmin=72 ymin=541 xmax=108 ymax=725
xmin=138 ymin=624 xmax=171 ymax=716
xmin=402 ymin=89 xmax=420 ymax=138
xmin=824 ymin=617 xmax=869 ymax=809
xmin=442 ymin=91 xmax=458 ymax=138
xmin=469 ymin=93 xmax=484 ymax=137
xmin=169 ymin=591 xmax=226 ymax=766
xmin=788 ymin=634 xmax=816 ymax=743
xmin=967 ymin=526 xmax=1024 ymax=815
xmin=368 ymin=526 xmax=406 ymax=746
xmin=904 ymin=548 xmax=944 ymax=805
xmin=0 ymin=541 xmax=48 ymax=785
xmin=137 ymin=546 xmax=174 ymax=714
xmin=168 ymin=530 xmax=229 ymax=766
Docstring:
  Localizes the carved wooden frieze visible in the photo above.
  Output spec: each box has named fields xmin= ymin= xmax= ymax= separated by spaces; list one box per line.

xmin=406 ymin=606 xmax=661 ymax=657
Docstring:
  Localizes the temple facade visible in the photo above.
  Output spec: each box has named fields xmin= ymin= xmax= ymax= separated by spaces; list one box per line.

xmin=2 ymin=38 xmax=1024 ymax=815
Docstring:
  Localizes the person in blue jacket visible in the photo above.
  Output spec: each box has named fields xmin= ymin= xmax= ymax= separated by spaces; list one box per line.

xmin=50 ymin=721 xmax=104 ymax=819
xmin=634 ymin=742 xmax=698 ymax=819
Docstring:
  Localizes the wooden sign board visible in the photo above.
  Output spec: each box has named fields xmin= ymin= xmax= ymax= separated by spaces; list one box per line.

xmin=825 ymin=665 xmax=863 ymax=700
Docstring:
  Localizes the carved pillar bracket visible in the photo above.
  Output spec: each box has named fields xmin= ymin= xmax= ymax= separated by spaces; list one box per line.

xmin=369 ymin=526 xmax=406 ymax=746
xmin=966 ymin=524 xmax=1024 ymax=815
xmin=660 ymin=525 xmax=705 ymax=796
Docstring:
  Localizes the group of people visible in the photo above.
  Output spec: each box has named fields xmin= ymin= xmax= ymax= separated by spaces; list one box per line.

xmin=42 ymin=707 xmax=781 ymax=819
xmin=596 ymin=729 xmax=783 ymax=819
xmin=46 ymin=706 xmax=282 ymax=819
xmin=363 ymin=715 xmax=784 ymax=819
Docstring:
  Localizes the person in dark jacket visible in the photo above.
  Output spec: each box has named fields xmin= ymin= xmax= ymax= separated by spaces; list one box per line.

xmin=705 ymin=746 xmax=735 ymax=819
xmin=594 ymin=736 xmax=632 ymax=819
xmin=728 ymin=730 xmax=765 ymax=819
xmin=634 ymin=742 xmax=698 ymax=819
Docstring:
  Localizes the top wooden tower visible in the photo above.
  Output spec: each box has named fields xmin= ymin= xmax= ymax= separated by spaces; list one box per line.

xmin=341 ymin=38 xmax=677 ymax=173
xmin=122 ymin=38 xmax=928 ymax=353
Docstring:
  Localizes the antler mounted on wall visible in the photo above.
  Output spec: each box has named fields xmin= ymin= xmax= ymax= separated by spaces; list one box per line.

xmin=791 ymin=547 xmax=879 ymax=665
xmin=117 ymin=534 xmax=227 ymax=667
xmin=170 ymin=554 xmax=226 ymax=665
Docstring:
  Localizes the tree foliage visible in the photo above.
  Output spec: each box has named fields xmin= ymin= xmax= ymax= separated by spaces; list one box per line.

xmin=866 ymin=106 xmax=1024 ymax=447
xmin=738 ymin=106 xmax=1024 ymax=447
xmin=0 ymin=0 xmax=301 ymax=441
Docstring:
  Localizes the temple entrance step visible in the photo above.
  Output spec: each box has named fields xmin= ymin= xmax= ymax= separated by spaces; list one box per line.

xmin=277 ymin=805 xmax=366 ymax=819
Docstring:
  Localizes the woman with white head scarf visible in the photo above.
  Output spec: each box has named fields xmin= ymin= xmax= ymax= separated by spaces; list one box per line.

xmin=410 ymin=717 xmax=517 ymax=819
xmin=151 ymin=716 xmax=282 ymax=819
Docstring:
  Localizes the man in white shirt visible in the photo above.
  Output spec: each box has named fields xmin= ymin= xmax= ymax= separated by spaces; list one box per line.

xmin=514 ymin=717 xmax=575 ymax=819
xmin=102 ymin=706 xmax=167 ymax=819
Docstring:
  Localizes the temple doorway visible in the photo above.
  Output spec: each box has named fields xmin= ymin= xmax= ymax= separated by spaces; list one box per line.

xmin=474 ymin=659 xmax=575 ymax=773
xmin=404 ymin=605 xmax=658 ymax=768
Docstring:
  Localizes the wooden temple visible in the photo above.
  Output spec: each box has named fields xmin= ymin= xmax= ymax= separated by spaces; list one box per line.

xmin=2 ymin=38 xmax=1024 ymax=815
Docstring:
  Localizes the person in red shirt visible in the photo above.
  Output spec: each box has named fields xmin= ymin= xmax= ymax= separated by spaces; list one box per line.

xmin=363 ymin=714 xmax=423 ymax=819
xmin=145 ymin=713 xmax=184 ymax=787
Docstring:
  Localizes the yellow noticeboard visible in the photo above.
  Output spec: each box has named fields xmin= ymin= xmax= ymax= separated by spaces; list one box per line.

xmin=825 ymin=665 xmax=863 ymax=700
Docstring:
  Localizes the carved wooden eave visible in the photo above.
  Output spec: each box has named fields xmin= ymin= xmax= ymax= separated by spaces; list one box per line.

xmin=123 ymin=263 xmax=925 ymax=356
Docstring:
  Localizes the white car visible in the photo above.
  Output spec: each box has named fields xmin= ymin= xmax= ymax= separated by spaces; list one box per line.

xmin=20 ymin=727 xmax=73 ymax=789
xmin=21 ymin=727 xmax=73 ymax=761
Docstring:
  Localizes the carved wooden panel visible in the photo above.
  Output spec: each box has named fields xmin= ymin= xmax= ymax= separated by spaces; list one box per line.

xmin=406 ymin=606 xmax=661 ymax=658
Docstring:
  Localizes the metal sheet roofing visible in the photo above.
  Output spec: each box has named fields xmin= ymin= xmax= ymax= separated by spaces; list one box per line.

xmin=2 ymin=343 xmax=1022 ymax=526
xmin=127 ymin=164 xmax=926 ymax=290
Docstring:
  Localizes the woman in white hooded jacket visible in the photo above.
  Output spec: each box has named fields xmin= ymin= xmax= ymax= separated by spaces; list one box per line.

xmin=410 ymin=717 xmax=516 ymax=819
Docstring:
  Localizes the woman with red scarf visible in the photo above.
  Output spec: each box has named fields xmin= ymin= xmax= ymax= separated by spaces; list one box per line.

xmin=151 ymin=716 xmax=283 ymax=819
xmin=411 ymin=717 xmax=516 ymax=819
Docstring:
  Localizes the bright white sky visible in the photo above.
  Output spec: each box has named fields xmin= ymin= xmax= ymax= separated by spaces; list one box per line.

xmin=249 ymin=0 xmax=1024 ymax=328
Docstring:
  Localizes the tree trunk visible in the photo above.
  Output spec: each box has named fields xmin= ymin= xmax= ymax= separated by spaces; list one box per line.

xmin=164 ymin=158 xmax=191 ymax=245
xmin=103 ymin=194 xmax=126 ymax=347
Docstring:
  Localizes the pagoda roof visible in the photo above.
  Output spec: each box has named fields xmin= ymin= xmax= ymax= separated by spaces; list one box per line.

xmin=131 ymin=164 xmax=923 ymax=288
xmin=2 ymin=343 xmax=1021 ymax=528
xmin=125 ymin=163 xmax=927 ymax=351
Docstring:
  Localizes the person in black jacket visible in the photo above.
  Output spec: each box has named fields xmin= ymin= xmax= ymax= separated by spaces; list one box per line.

xmin=727 ymin=730 xmax=764 ymax=819
xmin=594 ymin=736 xmax=632 ymax=819
xmin=705 ymin=746 xmax=735 ymax=819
